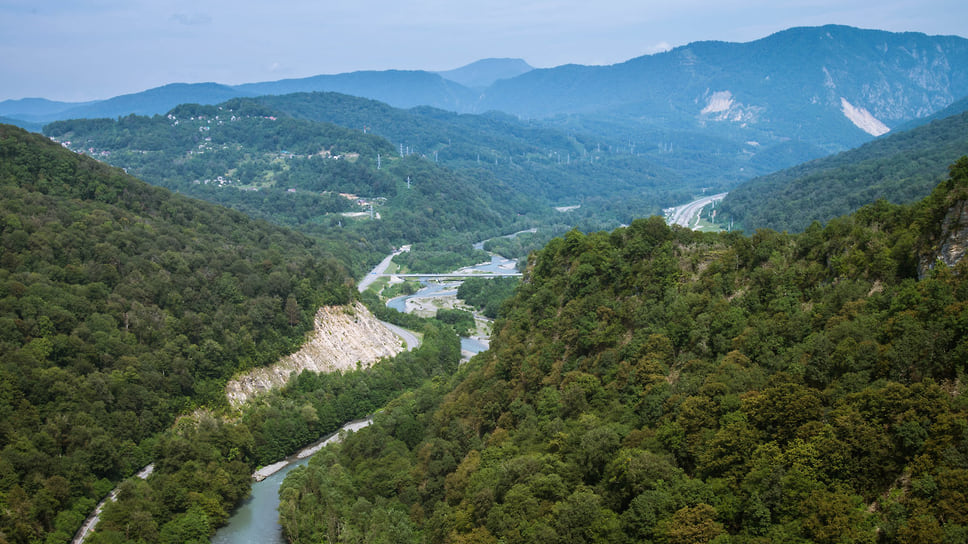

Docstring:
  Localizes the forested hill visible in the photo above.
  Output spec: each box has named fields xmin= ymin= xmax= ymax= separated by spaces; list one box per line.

xmin=253 ymin=91 xmax=695 ymax=206
xmin=279 ymin=158 xmax=968 ymax=543
xmin=719 ymin=109 xmax=968 ymax=233
xmin=0 ymin=124 xmax=353 ymax=542
xmin=42 ymin=101 xmax=534 ymax=274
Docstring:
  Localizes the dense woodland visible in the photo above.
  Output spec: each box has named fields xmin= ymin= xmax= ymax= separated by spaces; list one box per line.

xmin=5 ymin=83 xmax=968 ymax=544
xmin=0 ymin=124 xmax=355 ymax=543
xmin=277 ymin=159 xmax=968 ymax=543
xmin=457 ymin=277 xmax=521 ymax=319
xmin=84 ymin=316 xmax=461 ymax=544
xmin=42 ymin=102 xmax=536 ymax=275
xmin=41 ymin=93 xmax=720 ymax=276
xmin=720 ymin=109 xmax=968 ymax=233
xmin=253 ymin=92 xmax=704 ymax=206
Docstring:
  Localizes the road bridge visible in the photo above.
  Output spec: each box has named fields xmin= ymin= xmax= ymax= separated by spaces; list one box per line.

xmin=378 ymin=273 xmax=522 ymax=279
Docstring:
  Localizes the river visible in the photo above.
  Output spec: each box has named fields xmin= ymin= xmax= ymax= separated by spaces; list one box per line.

xmin=211 ymin=236 xmax=521 ymax=543
xmin=212 ymin=419 xmax=372 ymax=544
xmin=384 ymin=250 xmax=519 ymax=356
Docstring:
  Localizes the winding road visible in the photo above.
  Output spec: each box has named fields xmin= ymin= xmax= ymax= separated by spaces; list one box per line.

xmin=72 ymin=464 xmax=154 ymax=544
xmin=356 ymin=246 xmax=421 ymax=351
xmin=381 ymin=321 xmax=420 ymax=352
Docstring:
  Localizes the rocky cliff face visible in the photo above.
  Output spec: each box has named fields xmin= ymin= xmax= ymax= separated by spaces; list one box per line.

xmin=225 ymin=302 xmax=405 ymax=406
xmin=935 ymin=199 xmax=968 ymax=268
xmin=920 ymin=197 xmax=968 ymax=278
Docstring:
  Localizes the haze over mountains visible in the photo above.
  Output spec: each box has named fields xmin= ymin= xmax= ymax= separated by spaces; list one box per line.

xmin=0 ymin=57 xmax=536 ymax=124
xmin=720 ymin=106 xmax=968 ymax=232
xmin=6 ymin=21 xmax=968 ymax=544
xmin=5 ymin=26 xmax=967 ymax=135
xmin=5 ymin=25 xmax=968 ymax=196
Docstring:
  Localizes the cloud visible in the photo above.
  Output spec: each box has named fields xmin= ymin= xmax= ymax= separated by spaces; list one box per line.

xmin=645 ymin=41 xmax=673 ymax=54
xmin=170 ymin=12 xmax=211 ymax=26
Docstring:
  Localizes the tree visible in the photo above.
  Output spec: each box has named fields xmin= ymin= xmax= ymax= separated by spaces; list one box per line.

xmin=659 ymin=504 xmax=725 ymax=544
xmin=285 ymin=294 xmax=301 ymax=326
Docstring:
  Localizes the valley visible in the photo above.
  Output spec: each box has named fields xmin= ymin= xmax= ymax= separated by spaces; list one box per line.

xmin=374 ymin=234 xmax=525 ymax=358
xmin=206 ymin=238 xmax=522 ymax=544
xmin=3 ymin=21 xmax=968 ymax=544
xmin=212 ymin=418 xmax=373 ymax=544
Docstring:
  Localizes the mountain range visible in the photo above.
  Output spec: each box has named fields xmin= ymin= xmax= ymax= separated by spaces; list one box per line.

xmin=0 ymin=57 xmax=536 ymax=124
xmin=7 ymin=23 xmax=968 ymax=544
xmin=719 ymin=103 xmax=968 ymax=232
xmin=5 ymin=25 xmax=968 ymax=192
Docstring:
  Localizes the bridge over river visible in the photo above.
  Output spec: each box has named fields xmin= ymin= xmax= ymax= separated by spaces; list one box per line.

xmin=378 ymin=272 xmax=522 ymax=279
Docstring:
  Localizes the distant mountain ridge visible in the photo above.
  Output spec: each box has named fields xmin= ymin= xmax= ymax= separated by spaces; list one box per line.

xmin=480 ymin=26 xmax=968 ymax=156
xmin=480 ymin=26 xmax=968 ymax=123
xmin=0 ymin=83 xmax=249 ymax=123
xmin=6 ymin=25 xmax=968 ymax=188
xmin=435 ymin=57 xmax=534 ymax=88
xmin=60 ymin=82 xmax=252 ymax=119
xmin=233 ymin=69 xmax=478 ymax=111
xmin=719 ymin=107 xmax=968 ymax=232
xmin=0 ymin=96 xmax=99 ymax=118
xmin=7 ymin=26 xmax=965 ymax=129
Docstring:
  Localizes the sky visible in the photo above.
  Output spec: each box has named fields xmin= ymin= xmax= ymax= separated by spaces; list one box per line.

xmin=1 ymin=0 xmax=966 ymax=102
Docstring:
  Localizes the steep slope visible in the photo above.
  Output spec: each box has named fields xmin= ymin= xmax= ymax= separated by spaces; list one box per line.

xmin=719 ymin=110 xmax=968 ymax=232
xmin=42 ymin=101 xmax=530 ymax=274
xmin=225 ymin=302 xmax=406 ymax=406
xmin=483 ymin=26 xmax=968 ymax=131
xmin=894 ymin=93 xmax=968 ymax=131
xmin=254 ymin=91 xmax=694 ymax=206
xmin=478 ymin=26 xmax=968 ymax=180
xmin=278 ymin=159 xmax=968 ymax=543
xmin=0 ymin=123 xmax=353 ymax=542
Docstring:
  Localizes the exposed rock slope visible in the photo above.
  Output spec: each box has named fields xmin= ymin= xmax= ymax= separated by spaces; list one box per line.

xmin=920 ymin=195 xmax=968 ymax=277
xmin=226 ymin=302 xmax=404 ymax=406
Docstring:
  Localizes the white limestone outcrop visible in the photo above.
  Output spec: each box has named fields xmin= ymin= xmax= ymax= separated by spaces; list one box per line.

xmin=225 ymin=302 xmax=404 ymax=406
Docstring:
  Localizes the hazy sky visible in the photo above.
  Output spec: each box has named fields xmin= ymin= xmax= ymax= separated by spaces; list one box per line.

xmin=1 ymin=0 xmax=965 ymax=102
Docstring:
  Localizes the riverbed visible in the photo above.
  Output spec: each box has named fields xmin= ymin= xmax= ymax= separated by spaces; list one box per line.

xmin=211 ymin=237 xmax=520 ymax=543
xmin=384 ymin=251 xmax=516 ymax=357
xmin=212 ymin=419 xmax=372 ymax=544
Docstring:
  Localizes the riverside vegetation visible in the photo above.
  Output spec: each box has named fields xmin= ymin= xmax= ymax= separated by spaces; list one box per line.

xmin=0 ymin=124 xmax=466 ymax=543
xmin=4 ymin=120 xmax=968 ymax=542
xmin=0 ymin=124 xmax=347 ymax=542
xmin=277 ymin=159 xmax=968 ymax=543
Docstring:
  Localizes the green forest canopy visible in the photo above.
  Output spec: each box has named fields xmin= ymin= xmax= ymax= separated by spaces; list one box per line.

xmin=42 ymin=103 xmax=543 ymax=274
xmin=277 ymin=158 xmax=968 ymax=544
xmin=719 ymin=110 xmax=968 ymax=233
xmin=0 ymin=124 xmax=353 ymax=543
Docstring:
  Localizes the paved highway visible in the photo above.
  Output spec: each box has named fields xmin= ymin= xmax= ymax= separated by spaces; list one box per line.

xmin=357 ymin=245 xmax=410 ymax=292
xmin=382 ymin=321 xmax=420 ymax=351
xmin=355 ymin=246 xmax=421 ymax=350
xmin=667 ymin=193 xmax=728 ymax=229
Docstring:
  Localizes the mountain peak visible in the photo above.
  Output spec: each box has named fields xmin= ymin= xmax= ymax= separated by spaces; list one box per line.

xmin=436 ymin=58 xmax=534 ymax=88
